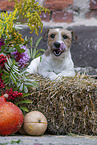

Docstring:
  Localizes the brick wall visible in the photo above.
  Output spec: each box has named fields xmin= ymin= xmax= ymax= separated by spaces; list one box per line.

xmin=0 ymin=0 xmax=15 ymax=11
xmin=0 ymin=0 xmax=97 ymax=22
xmin=40 ymin=0 xmax=73 ymax=23
xmin=86 ymin=0 xmax=97 ymax=18
xmin=90 ymin=0 xmax=97 ymax=9
xmin=0 ymin=0 xmax=73 ymax=23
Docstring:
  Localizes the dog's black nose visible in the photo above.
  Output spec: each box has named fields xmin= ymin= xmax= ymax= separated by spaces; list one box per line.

xmin=54 ymin=42 xmax=60 ymax=48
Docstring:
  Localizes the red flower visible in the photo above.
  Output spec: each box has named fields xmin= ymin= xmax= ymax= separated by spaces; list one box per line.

xmin=0 ymin=73 xmax=5 ymax=88
xmin=4 ymin=88 xmax=23 ymax=100
xmin=11 ymin=46 xmax=30 ymax=68
xmin=15 ymin=52 xmax=22 ymax=62
xmin=0 ymin=54 xmax=7 ymax=69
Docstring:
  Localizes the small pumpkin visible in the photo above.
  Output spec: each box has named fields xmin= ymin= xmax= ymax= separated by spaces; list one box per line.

xmin=0 ymin=94 xmax=23 ymax=135
xmin=23 ymin=111 xmax=47 ymax=135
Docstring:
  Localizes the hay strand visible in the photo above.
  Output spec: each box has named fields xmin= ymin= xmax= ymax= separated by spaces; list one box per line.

xmin=14 ymin=74 xmax=97 ymax=135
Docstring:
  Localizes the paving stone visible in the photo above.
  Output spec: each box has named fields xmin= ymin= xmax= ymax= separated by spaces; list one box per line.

xmin=0 ymin=135 xmax=97 ymax=145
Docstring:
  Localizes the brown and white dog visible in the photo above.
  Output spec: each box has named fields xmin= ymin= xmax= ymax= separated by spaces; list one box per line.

xmin=26 ymin=28 xmax=75 ymax=81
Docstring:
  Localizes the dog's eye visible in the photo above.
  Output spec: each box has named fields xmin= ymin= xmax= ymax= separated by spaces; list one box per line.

xmin=50 ymin=34 xmax=55 ymax=39
xmin=62 ymin=35 xmax=68 ymax=39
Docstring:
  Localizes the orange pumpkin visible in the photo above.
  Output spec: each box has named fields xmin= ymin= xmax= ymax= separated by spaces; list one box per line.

xmin=0 ymin=94 xmax=23 ymax=135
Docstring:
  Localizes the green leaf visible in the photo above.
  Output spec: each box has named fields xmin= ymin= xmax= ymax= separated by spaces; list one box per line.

xmin=26 ymin=80 xmax=37 ymax=87
xmin=17 ymin=83 xmax=20 ymax=88
xmin=20 ymin=106 xmax=29 ymax=112
xmin=13 ymin=65 xmax=20 ymax=73
xmin=12 ymin=60 xmax=16 ymax=65
xmin=3 ymin=76 xmax=10 ymax=84
xmin=12 ymin=68 xmax=20 ymax=75
xmin=39 ymin=48 xmax=45 ymax=52
xmin=0 ymin=143 xmax=8 ymax=145
xmin=10 ymin=72 xmax=17 ymax=84
xmin=22 ymin=93 xmax=31 ymax=98
xmin=0 ymin=45 xmax=5 ymax=52
xmin=14 ymin=45 xmax=25 ymax=53
xmin=14 ymin=44 xmax=20 ymax=50
xmin=11 ymin=71 xmax=18 ymax=81
xmin=0 ymin=69 xmax=3 ymax=73
xmin=35 ymin=37 xmax=42 ymax=48
xmin=3 ymin=70 xmax=9 ymax=75
xmin=8 ymin=47 xmax=14 ymax=53
xmin=7 ymin=57 xmax=13 ymax=66
xmin=36 ymin=49 xmax=39 ymax=54
xmin=24 ymin=82 xmax=35 ymax=87
xmin=0 ymin=139 xmax=21 ymax=145
xmin=32 ymin=48 xmax=36 ymax=59
xmin=3 ymin=77 xmax=9 ymax=84
xmin=4 ymin=63 xmax=10 ymax=71
xmin=24 ymin=36 xmax=28 ymax=41
xmin=40 ymin=56 xmax=42 ymax=62
xmin=24 ymin=40 xmax=28 ymax=45
xmin=30 ymin=37 xmax=33 ymax=47
xmin=20 ymin=83 xmax=23 ymax=91
xmin=15 ymin=100 xmax=32 ymax=105
xmin=35 ymin=53 xmax=41 ymax=58
xmin=11 ymin=139 xmax=21 ymax=144
xmin=24 ymin=85 xmax=28 ymax=93
xmin=26 ymin=48 xmax=30 ymax=59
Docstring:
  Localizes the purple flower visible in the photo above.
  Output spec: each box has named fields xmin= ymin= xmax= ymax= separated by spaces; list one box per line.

xmin=11 ymin=46 xmax=30 ymax=68
xmin=0 ymin=38 xmax=5 ymax=50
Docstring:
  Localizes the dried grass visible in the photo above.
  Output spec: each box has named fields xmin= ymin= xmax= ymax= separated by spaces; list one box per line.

xmin=14 ymin=74 xmax=97 ymax=135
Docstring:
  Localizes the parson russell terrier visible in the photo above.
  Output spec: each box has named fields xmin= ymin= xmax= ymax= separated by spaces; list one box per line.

xmin=26 ymin=28 xmax=75 ymax=81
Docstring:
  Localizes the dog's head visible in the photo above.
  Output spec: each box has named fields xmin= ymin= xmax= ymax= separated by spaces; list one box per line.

xmin=44 ymin=28 xmax=73 ymax=57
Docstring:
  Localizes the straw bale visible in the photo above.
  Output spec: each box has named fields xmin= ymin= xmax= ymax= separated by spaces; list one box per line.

xmin=14 ymin=74 xmax=97 ymax=135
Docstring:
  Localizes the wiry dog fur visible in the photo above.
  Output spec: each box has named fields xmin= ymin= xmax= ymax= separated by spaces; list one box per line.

xmin=26 ymin=28 xmax=75 ymax=81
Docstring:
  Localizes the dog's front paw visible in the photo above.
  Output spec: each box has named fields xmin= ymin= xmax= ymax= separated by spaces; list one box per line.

xmin=48 ymin=73 xmax=58 ymax=81
xmin=49 ymin=74 xmax=61 ymax=81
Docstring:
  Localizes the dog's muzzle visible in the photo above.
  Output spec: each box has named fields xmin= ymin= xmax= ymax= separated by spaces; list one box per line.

xmin=52 ymin=42 xmax=67 ymax=56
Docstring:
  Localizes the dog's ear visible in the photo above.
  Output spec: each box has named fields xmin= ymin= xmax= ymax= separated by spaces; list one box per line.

xmin=67 ymin=28 xmax=77 ymax=44
xmin=43 ymin=29 xmax=49 ymax=42
xmin=71 ymin=30 xmax=78 ymax=44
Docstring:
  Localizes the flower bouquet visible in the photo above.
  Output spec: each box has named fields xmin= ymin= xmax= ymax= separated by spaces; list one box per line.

xmin=0 ymin=0 xmax=49 ymax=111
